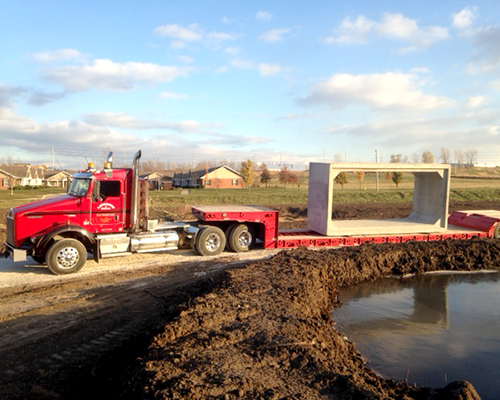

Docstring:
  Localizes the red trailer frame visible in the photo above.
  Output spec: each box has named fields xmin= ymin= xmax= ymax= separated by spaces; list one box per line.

xmin=192 ymin=206 xmax=500 ymax=250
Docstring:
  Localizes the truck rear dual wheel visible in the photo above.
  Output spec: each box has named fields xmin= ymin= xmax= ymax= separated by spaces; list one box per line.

xmin=46 ymin=239 xmax=87 ymax=275
xmin=194 ymin=226 xmax=226 ymax=256
xmin=227 ymin=224 xmax=255 ymax=252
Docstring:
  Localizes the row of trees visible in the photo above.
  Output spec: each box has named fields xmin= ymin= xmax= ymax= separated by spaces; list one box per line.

xmin=240 ymin=160 xmax=303 ymax=188
xmin=389 ymin=148 xmax=478 ymax=166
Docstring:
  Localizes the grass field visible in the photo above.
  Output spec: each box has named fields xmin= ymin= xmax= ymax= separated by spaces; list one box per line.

xmin=0 ymin=172 xmax=499 ymax=215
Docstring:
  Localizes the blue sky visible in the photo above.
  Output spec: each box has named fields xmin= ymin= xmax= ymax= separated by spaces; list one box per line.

xmin=2 ymin=1 xmax=500 ymax=169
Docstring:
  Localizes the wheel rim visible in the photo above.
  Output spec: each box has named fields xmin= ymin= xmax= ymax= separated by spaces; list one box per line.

xmin=238 ymin=231 xmax=252 ymax=248
xmin=56 ymin=246 xmax=80 ymax=269
xmin=205 ymin=233 xmax=221 ymax=252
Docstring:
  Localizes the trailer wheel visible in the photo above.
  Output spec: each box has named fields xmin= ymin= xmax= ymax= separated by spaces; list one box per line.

xmin=46 ymin=239 xmax=87 ymax=275
xmin=494 ymin=223 xmax=500 ymax=239
xmin=227 ymin=224 xmax=255 ymax=252
xmin=195 ymin=226 xmax=226 ymax=256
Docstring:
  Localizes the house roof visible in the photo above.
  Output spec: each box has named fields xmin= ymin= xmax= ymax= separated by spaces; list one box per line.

xmin=0 ymin=165 xmax=45 ymax=178
xmin=44 ymin=170 xmax=72 ymax=179
xmin=181 ymin=165 xmax=242 ymax=179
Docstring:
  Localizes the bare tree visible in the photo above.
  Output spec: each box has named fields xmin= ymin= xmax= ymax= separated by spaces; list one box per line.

xmin=333 ymin=153 xmax=342 ymax=163
xmin=464 ymin=148 xmax=478 ymax=166
xmin=422 ymin=151 xmax=434 ymax=163
xmin=1 ymin=154 xmax=21 ymax=166
xmin=390 ymin=154 xmax=402 ymax=163
xmin=439 ymin=147 xmax=450 ymax=163
xmin=454 ymin=149 xmax=464 ymax=168
xmin=412 ymin=153 xmax=420 ymax=163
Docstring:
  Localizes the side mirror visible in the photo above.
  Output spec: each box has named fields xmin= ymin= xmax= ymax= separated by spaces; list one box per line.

xmin=92 ymin=181 xmax=101 ymax=202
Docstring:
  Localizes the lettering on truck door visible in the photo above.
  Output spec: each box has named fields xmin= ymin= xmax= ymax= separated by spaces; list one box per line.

xmin=91 ymin=180 xmax=125 ymax=232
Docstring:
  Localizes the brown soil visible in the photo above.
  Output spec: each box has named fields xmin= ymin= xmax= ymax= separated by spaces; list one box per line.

xmin=1 ymin=202 xmax=497 ymax=399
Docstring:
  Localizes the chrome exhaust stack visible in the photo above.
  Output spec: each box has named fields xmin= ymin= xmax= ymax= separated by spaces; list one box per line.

xmin=130 ymin=150 xmax=142 ymax=232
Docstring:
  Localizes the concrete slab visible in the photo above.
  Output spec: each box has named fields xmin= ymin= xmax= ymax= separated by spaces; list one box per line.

xmin=307 ymin=163 xmax=451 ymax=236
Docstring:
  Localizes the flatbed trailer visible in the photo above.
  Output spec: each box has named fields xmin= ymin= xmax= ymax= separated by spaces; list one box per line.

xmin=192 ymin=205 xmax=500 ymax=250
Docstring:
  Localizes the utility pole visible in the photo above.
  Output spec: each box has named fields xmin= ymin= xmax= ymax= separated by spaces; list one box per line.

xmin=51 ymin=147 xmax=54 ymax=171
xmin=375 ymin=149 xmax=379 ymax=192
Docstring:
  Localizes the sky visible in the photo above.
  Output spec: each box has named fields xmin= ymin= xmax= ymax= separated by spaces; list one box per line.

xmin=2 ymin=0 xmax=500 ymax=170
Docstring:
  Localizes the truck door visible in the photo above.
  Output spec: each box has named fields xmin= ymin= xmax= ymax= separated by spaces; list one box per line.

xmin=90 ymin=180 xmax=125 ymax=232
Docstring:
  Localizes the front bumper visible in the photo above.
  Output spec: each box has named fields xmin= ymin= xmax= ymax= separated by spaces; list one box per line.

xmin=3 ymin=243 xmax=27 ymax=262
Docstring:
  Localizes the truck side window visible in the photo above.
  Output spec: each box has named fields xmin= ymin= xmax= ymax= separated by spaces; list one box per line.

xmin=99 ymin=181 xmax=121 ymax=199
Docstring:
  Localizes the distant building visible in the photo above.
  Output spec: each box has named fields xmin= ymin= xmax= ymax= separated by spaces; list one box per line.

xmin=140 ymin=172 xmax=173 ymax=190
xmin=0 ymin=165 xmax=46 ymax=188
xmin=173 ymin=165 xmax=244 ymax=189
xmin=44 ymin=170 xmax=72 ymax=188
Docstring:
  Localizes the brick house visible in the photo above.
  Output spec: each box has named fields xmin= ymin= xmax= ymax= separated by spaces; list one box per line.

xmin=173 ymin=166 xmax=244 ymax=189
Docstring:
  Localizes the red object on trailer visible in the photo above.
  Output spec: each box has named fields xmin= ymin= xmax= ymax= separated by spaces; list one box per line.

xmin=192 ymin=206 xmax=499 ymax=250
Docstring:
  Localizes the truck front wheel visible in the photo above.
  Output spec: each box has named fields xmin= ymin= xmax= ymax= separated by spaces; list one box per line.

xmin=46 ymin=239 xmax=87 ymax=275
xmin=194 ymin=226 xmax=226 ymax=256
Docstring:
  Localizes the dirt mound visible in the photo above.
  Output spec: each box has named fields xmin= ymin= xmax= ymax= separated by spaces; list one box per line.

xmin=121 ymin=239 xmax=497 ymax=399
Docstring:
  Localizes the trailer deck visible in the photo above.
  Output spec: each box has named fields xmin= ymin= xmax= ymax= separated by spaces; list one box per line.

xmin=192 ymin=205 xmax=500 ymax=251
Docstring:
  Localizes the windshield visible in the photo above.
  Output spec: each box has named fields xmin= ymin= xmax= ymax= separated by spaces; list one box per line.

xmin=67 ymin=178 xmax=91 ymax=197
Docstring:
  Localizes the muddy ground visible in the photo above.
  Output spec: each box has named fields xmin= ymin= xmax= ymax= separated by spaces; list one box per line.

xmin=1 ymin=202 xmax=497 ymax=399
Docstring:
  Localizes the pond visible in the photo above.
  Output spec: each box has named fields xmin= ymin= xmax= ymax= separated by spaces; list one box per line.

xmin=333 ymin=271 xmax=500 ymax=399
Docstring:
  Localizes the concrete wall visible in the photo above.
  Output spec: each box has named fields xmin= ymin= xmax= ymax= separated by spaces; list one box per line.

xmin=307 ymin=163 xmax=451 ymax=236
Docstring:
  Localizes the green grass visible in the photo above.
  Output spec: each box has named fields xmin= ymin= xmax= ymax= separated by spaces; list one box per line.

xmin=0 ymin=188 xmax=65 ymax=210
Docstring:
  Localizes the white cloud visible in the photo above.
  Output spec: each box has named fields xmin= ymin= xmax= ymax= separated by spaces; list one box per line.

xmin=466 ymin=96 xmax=485 ymax=108
xmin=259 ymin=63 xmax=290 ymax=76
xmin=453 ymin=7 xmax=477 ymax=29
xmin=178 ymin=55 xmax=194 ymax=63
xmin=154 ymin=23 xmax=236 ymax=49
xmin=259 ymin=28 xmax=291 ymax=43
xmin=231 ymin=59 xmax=255 ymax=69
xmin=325 ymin=13 xmax=449 ymax=53
xmin=33 ymin=48 xmax=88 ymax=63
xmin=297 ymin=72 xmax=452 ymax=110
xmin=465 ymin=25 xmax=500 ymax=74
xmin=43 ymin=59 xmax=193 ymax=92
xmin=154 ymin=23 xmax=203 ymax=41
xmin=224 ymin=47 xmax=239 ymax=55
xmin=411 ymin=67 xmax=430 ymax=74
xmin=215 ymin=65 xmax=228 ymax=74
xmin=158 ymin=91 xmax=189 ymax=100
xmin=84 ymin=112 xmax=209 ymax=132
xmin=256 ymin=11 xmax=272 ymax=21
xmin=0 ymin=106 xmax=273 ymax=167
xmin=324 ymin=15 xmax=376 ymax=44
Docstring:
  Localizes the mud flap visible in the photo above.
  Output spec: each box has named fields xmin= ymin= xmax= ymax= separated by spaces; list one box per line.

xmin=93 ymin=239 xmax=101 ymax=263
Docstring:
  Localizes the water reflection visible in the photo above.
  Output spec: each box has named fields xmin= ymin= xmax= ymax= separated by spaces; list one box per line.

xmin=334 ymin=272 xmax=500 ymax=399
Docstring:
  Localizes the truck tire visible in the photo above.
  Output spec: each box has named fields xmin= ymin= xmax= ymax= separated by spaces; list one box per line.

xmin=46 ymin=239 xmax=87 ymax=275
xmin=494 ymin=223 xmax=500 ymax=239
xmin=195 ymin=226 xmax=226 ymax=256
xmin=227 ymin=224 xmax=255 ymax=252
xmin=31 ymin=254 xmax=45 ymax=264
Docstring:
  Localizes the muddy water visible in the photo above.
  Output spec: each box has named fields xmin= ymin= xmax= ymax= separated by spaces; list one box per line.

xmin=334 ymin=272 xmax=500 ymax=400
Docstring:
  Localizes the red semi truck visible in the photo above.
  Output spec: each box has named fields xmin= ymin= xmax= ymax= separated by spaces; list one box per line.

xmin=3 ymin=151 xmax=500 ymax=275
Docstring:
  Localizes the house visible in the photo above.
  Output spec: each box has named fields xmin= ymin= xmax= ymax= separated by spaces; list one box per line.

xmin=0 ymin=165 xmax=46 ymax=189
xmin=44 ymin=170 xmax=72 ymax=188
xmin=139 ymin=172 xmax=173 ymax=190
xmin=173 ymin=166 xmax=244 ymax=189
xmin=0 ymin=169 xmax=16 ymax=190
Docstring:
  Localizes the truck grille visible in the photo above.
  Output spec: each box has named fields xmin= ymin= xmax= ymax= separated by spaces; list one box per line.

xmin=6 ymin=215 xmax=14 ymax=245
